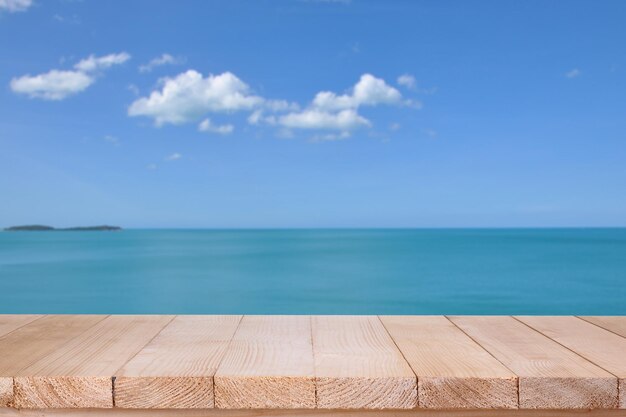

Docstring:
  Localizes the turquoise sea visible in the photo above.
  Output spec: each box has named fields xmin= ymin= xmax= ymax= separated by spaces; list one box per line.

xmin=0 ymin=229 xmax=624 ymax=314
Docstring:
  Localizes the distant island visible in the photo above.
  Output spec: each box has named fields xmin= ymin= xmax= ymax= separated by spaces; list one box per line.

xmin=4 ymin=225 xmax=122 ymax=232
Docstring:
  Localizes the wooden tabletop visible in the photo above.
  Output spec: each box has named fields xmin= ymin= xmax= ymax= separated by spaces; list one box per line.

xmin=0 ymin=315 xmax=624 ymax=412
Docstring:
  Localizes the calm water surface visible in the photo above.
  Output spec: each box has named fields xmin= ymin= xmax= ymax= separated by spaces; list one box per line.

xmin=1 ymin=229 xmax=624 ymax=314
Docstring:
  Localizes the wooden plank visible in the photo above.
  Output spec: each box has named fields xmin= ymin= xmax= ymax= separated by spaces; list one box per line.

xmin=214 ymin=315 xmax=315 ymax=409
xmin=312 ymin=315 xmax=417 ymax=409
xmin=0 ymin=316 xmax=42 ymax=406
xmin=517 ymin=316 xmax=626 ymax=409
xmin=2 ymin=409 xmax=626 ymax=417
xmin=0 ymin=379 xmax=10 ymax=409
xmin=449 ymin=316 xmax=618 ymax=409
xmin=115 ymin=315 xmax=241 ymax=409
xmin=0 ymin=316 xmax=42 ymax=338
xmin=381 ymin=316 xmax=517 ymax=409
xmin=0 ymin=315 xmax=106 ymax=408
xmin=13 ymin=315 xmax=173 ymax=409
xmin=580 ymin=317 xmax=626 ymax=338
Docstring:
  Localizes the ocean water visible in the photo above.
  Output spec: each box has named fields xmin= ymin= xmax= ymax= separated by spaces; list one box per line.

xmin=0 ymin=229 xmax=624 ymax=314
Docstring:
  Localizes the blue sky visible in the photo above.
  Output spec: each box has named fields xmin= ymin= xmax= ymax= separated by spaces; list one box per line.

xmin=1 ymin=0 xmax=625 ymax=228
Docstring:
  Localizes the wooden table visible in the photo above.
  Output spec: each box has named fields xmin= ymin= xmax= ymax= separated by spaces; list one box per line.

xmin=0 ymin=315 xmax=624 ymax=416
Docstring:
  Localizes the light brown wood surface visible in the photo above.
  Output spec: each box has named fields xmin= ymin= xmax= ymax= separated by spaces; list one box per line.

xmin=449 ymin=316 xmax=618 ymax=409
xmin=2 ymin=408 xmax=626 ymax=417
xmin=0 ymin=379 xmax=11 ymax=409
xmin=0 ymin=315 xmax=106 ymax=408
xmin=0 ymin=315 xmax=39 ymax=403
xmin=0 ymin=315 xmax=41 ymax=338
xmin=517 ymin=316 xmax=626 ymax=409
xmin=0 ymin=315 xmax=625 ymax=411
xmin=13 ymin=315 xmax=173 ymax=409
xmin=313 ymin=316 xmax=417 ymax=409
xmin=381 ymin=316 xmax=517 ymax=409
xmin=115 ymin=315 xmax=242 ymax=409
xmin=214 ymin=315 xmax=316 ymax=409
xmin=579 ymin=317 xmax=626 ymax=338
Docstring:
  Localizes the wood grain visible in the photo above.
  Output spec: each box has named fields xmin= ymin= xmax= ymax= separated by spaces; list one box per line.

xmin=0 ymin=315 xmax=106 ymax=408
xmin=313 ymin=316 xmax=417 ymax=409
xmin=13 ymin=315 xmax=173 ymax=409
xmin=0 ymin=379 xmax=11 ymax=408
xmin=381 ymin=316 xmax=517 ymax=409
xmin=0 ymin=316 xmax=40 ymax=403
xmin=115 ymin=315 xmax=242 ymax=409
xmin=579 ymin=317 xmax=626 ymax=338
xmin=1 ymin=315 xmax=625 ymax=412
xmin=214 ymin=316 xmax=315 ymax=409
xmin=2 ymin=408 xmax=626 ymax=417
xmin=517 ymin=316 xmax=626 ymax=409
xmin=449 ymin=316 xmax=618 ymax=409
xmin=0 ymin=316 xmax=42 ymax=338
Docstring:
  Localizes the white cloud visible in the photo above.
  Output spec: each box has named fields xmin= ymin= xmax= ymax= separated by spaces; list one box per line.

xmin=129 ymin=71 xmax=419 ymax=140
xmin=166 ymin=152 xmax=182 ymax=161
xmin=10 ymin=52 xmax=130 ymax=100
xmin=198 ymin=118 xmax=234 ymax=135
xmin=247 ymin=102 xmax=298 ymax=126
xmin=128 ymin=70 xmax=266 ymax=126
xmin=397 ymin=74 xmax=416 ymax=90
xmin=139 ymin=53 xmax=185 ymax=73
xmin=74 ymin=52 xmax=131 ymax=72
xmin=0 ymin=0 xmax=32 ymax=12
xmin=278 ymin=109 xmax=370 ymax=130
xmin=565 ymin=68 xmax=581 ymax=79
xmin=311 ymin=74 xmax=403 ymax=111
xmin=10 ymin=70 xmax=93 ymax=100
xmin=271 ymin=74 xmax=411 ymax=134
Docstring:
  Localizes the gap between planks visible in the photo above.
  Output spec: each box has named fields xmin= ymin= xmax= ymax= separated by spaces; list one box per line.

xmin=381 ymin=316 xmax=519 ymax=409
xmin=515 ymin=316 xmax=626 ymax=409
xmin=448 ymin=316 xmax=620 ymax=409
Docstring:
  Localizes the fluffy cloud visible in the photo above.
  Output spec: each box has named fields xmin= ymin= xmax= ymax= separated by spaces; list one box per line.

xmin=10 ymin=52 xmax=130 ymax=100
xmin=128 ymin=71 xmax=418 ymax=140
xmin=139 ymin=53 xmax=184 ymax=73
xmin=270 ymin=74 xmax=411 ymax=133
xmin=166 ymin=152 xmax=182 ymax=161
xmin=311 ymin=74 xmax=403 ymax=111
xmin=0 ymin=0 xmax=31 ymax=12
xmin=10 ymin=70 xmax=93 ymax=100
xmin=198 ymin=118 xmax=234 ymax=135
xmin=128 ymin=70 xmax=266 ymax=126
xmin=74 ymin=53 xmax=130 ymax=72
